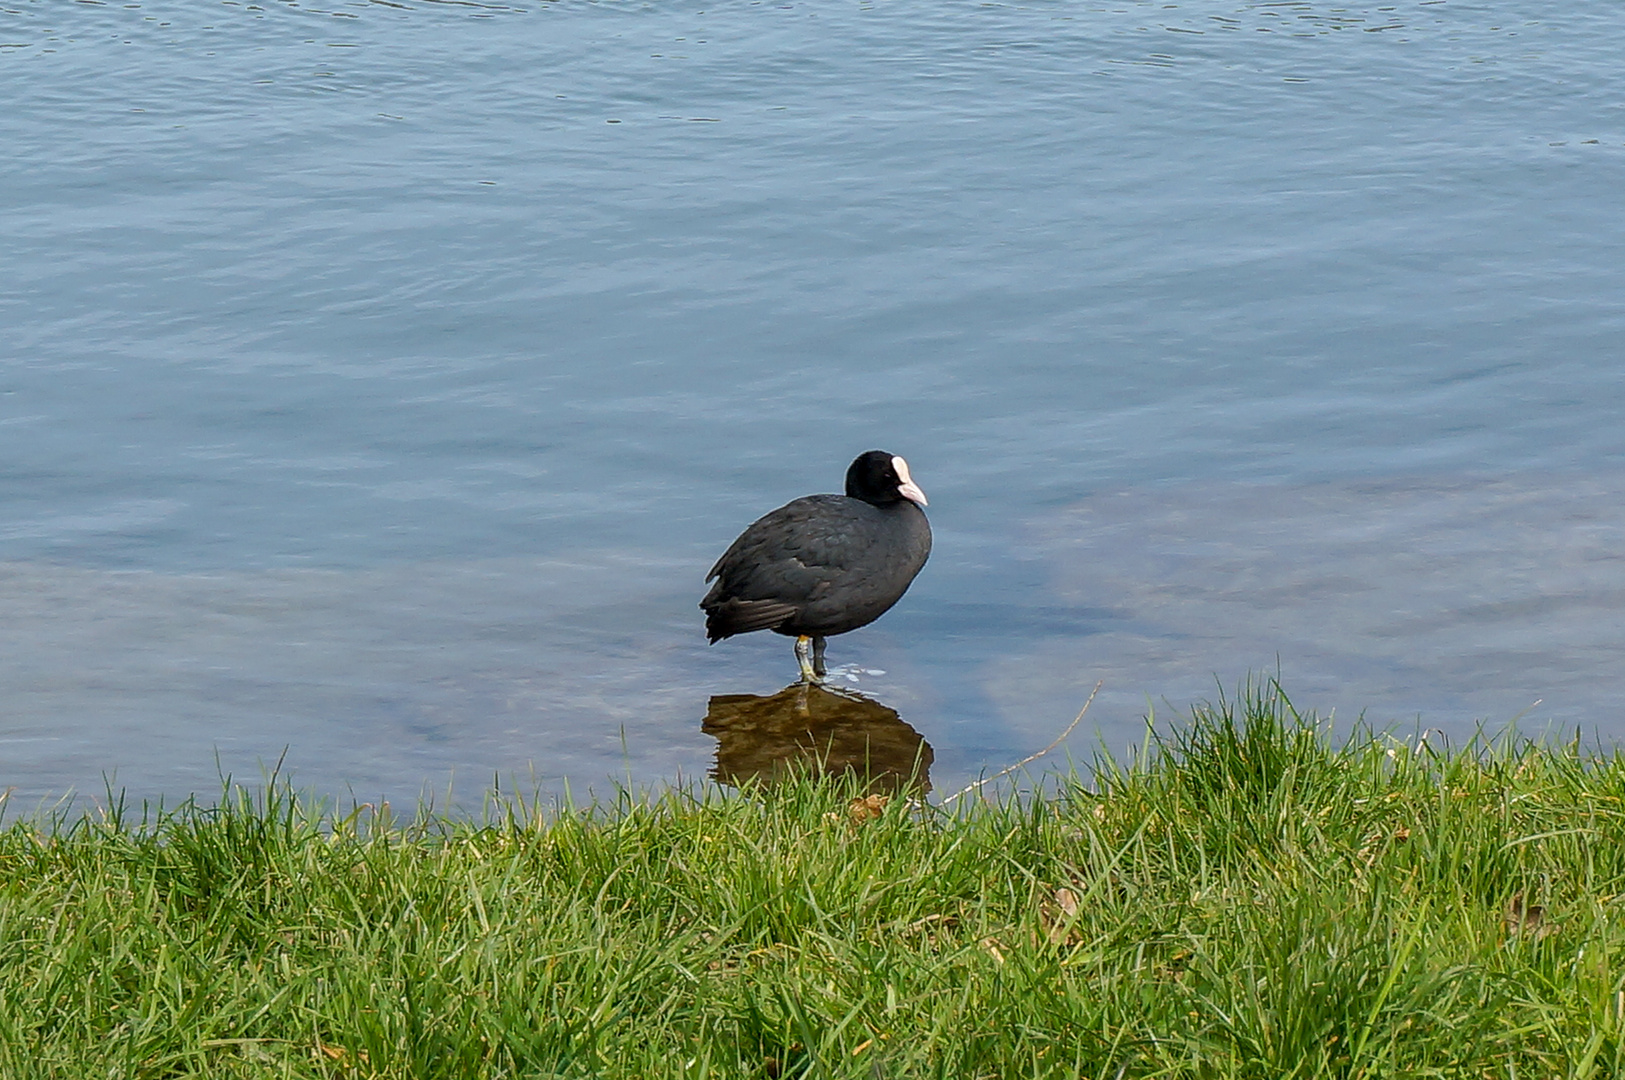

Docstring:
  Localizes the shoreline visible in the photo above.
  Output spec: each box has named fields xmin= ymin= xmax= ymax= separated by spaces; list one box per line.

xmin=5 ymin=682 xmax=1622 ymax=1076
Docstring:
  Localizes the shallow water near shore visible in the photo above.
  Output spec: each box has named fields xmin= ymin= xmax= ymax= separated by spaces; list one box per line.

xmin=4 ymin=468 xmax=1624 ymax=806
xmin=3 ymin=0 xmax=1624 ymax=806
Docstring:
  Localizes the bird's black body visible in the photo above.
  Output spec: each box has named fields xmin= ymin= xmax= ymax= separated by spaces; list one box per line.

xmin=702 ymin=451 xmax=931 ymax=678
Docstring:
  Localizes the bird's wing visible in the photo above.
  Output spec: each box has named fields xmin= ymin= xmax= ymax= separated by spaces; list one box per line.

xmin=705 ymin=496 xmax=879 ymax=598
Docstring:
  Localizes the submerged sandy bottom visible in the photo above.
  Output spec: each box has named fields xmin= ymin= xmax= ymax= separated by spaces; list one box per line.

xmin=997 ymin=470 xmax=1625 ymax=751
xmin=2 ymin=470 xmax=1622 ymax=808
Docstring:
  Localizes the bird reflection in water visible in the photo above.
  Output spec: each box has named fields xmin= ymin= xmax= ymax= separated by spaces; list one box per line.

xmin=701 ymin=683 xmax=932 ymax=795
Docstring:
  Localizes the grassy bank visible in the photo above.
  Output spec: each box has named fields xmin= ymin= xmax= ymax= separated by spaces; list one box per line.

xmin=4 ymin=683 xmax=1625 ymax=1078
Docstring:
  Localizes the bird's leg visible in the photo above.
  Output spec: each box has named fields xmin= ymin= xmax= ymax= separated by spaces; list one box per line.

xmin=812 ymin=636 xmax=827 ymax=678
xmin=794 ymin=635 xmax=820 ymax=684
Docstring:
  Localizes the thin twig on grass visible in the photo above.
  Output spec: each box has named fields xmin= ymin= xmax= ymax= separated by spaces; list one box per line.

xmin=938 ymin=680 xmax=1103 ymax=807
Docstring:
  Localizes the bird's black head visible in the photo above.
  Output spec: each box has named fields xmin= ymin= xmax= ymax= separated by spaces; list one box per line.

xmin=845 ymin=450 xmax=928 ymax=508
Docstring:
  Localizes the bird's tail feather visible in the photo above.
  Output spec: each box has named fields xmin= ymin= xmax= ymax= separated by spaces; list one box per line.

xmin=703 ymin=598 xmax=799 ymax=643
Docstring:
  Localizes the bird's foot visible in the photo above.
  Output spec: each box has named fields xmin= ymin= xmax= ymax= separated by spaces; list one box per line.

xmin=794 ymin=635 xmax=822 ymax=684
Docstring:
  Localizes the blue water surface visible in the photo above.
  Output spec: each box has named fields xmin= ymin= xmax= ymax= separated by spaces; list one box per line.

xmin=3 ymin=0 xmax=1623 ymax=804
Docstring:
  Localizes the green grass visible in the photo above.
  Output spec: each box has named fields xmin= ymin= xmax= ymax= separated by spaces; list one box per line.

xmin=5 ymin=679 xmax=1625 ymax=1077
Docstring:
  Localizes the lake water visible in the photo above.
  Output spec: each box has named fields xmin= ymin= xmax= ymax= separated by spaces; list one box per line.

xmin=3 ymin=0 xmax=1623 ymax=808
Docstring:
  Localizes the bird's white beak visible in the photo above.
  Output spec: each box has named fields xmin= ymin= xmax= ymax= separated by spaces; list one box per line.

xmin=892 ymin=455 xmax=928 ymax=507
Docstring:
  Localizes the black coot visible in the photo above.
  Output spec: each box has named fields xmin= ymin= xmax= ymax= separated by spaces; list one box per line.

xmin=702 ymin=450 xmax=932 ymax=682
